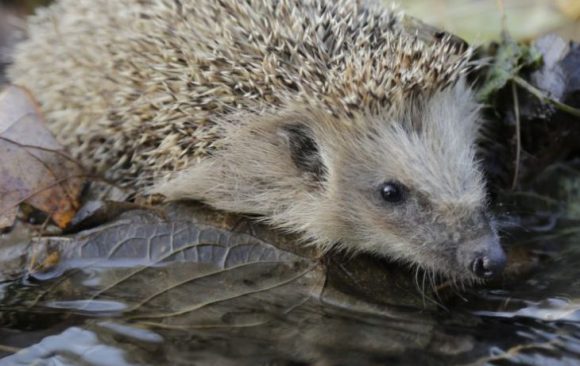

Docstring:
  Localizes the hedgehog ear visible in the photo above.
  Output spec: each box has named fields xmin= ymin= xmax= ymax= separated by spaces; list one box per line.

xmin=280 ymin=123 xmax=326 ymax=181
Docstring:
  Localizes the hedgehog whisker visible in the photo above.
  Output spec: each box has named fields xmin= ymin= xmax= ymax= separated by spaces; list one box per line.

xmin=413 ymin=263 xmax=422 ymax=297
xmin=421 ymin=270 xmax=428 ymax=308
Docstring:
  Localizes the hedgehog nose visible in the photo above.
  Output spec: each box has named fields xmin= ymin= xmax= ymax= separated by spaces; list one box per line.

xmin=468 ymin=239 xmax=507 ymax=279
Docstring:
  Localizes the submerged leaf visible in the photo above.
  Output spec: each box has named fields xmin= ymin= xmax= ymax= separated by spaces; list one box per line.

xmin=21 ymin=205 xmax=322 ymax=323
xmin=0 ymin=203 xmax=479 ymax=364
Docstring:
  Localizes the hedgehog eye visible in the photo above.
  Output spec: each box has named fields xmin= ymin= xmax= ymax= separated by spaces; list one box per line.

xmin=380 ymin=181 xmax=407 ymax=204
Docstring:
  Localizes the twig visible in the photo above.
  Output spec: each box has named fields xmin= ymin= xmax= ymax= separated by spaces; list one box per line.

xmin=0 ymin=344 xmax=20 ymax=354
xmin=511 ymin=82 xmax=521 ymax=190
xmin=513 ymin=76 xmax=580 ymax=118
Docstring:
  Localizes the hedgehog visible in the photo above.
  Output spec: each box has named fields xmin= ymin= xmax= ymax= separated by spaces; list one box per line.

xmin=7 ymin=0 xmax=507 ymax=283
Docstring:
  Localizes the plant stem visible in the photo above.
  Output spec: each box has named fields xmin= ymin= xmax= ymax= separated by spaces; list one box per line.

xmin=513 ymin=76 xmax=580 ymax=118
xmin=511 ymin=82 xmax=521 ymax=190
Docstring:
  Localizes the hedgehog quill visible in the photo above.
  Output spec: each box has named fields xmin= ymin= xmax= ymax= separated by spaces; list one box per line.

xmin=7 ymin=0 xmax=506 ymax=283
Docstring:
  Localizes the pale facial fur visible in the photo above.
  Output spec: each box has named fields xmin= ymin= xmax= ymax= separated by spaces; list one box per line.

xmin=156 ymin=79 xmax=506 ymax=283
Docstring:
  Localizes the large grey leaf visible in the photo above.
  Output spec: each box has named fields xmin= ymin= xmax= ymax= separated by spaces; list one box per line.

xmin=0 ymin=203 xmax=476 ymax=365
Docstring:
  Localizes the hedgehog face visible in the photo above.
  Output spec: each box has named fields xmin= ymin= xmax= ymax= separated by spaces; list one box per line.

xmin=313 ymin=81 xmax=506 ymax=282
xmin=159 ymin=80 xmax=505 ymax=283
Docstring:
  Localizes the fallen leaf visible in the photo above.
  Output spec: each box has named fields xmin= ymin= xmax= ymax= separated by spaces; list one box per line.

xmin=0 ymin=203 xmax=467 ymax=365
xmin=0 ymin=85 xmax=84 ymax=229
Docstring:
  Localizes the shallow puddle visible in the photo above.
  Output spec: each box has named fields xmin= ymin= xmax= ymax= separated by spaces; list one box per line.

xmin=0 ymin=193 xmax=578 ymax=365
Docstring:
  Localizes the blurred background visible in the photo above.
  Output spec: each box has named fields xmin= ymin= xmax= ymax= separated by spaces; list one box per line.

xmin=1 ymin=0 xmax=579 ymax=42
xmin=400 ymin=0 xmax=580 ymax=42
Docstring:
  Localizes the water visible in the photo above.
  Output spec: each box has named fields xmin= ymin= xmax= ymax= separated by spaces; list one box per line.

xmin=0 ymin=185 xmax=579 ymax=366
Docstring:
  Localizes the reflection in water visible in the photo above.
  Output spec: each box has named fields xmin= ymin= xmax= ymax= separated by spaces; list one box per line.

xmin=0 ymin=168 xmax=579 ymax=365
xmin=0 ymin=326 xmax=137 ymax=366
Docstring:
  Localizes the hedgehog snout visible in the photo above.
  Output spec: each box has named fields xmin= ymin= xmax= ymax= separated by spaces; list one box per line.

xmin=458 ymin=234 xmax=507 ymax=279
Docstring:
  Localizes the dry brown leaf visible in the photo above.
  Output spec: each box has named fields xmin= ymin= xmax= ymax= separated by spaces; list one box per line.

xmin=0 ymin=85 xmax=84 ymax=229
